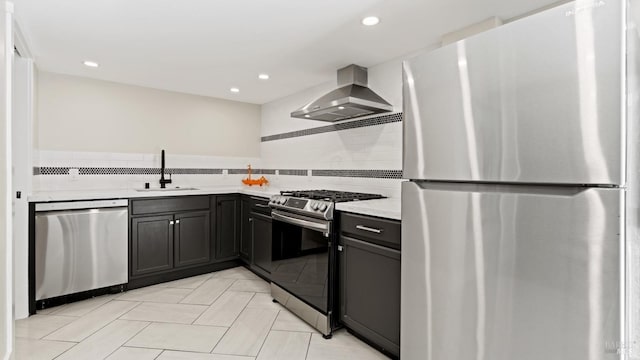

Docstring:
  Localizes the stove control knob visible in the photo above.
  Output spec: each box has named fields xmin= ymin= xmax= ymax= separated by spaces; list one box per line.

xmin=311 ymin=202 xmax=319 ymax=210
xmin=319 ymin=203 xmax=327 ymax=211
xmin=280 ymin=198 xmax=287 ymax=205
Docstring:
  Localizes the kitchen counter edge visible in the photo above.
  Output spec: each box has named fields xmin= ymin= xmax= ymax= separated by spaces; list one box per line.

xmin=29 ymin=186 xmax=279 ymax=202
xmin=30 ymin=187 xmax=401 ymax=220
xmin=335 ymin=198 xmax=401 ymax=221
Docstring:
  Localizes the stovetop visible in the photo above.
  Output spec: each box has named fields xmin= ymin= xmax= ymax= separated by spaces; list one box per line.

xmin=279 ymin=190 xmax=385 ymax=203
xmin=270 ymin=190 xmax=386 ymax=221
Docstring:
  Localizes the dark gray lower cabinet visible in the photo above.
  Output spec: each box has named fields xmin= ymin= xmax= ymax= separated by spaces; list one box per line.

xmin=174 ymin=211 xmax=210 ymax=267
xmin=215 ymin=195 xmax=240 ymax=260
xmin=238 ymin=195 xmax=272 ymax=280
xmin=131 ymin=210 xmax=211 ymax=276
xmin=240 ymin=198 xmax=252 ymax=263
xmin=131 ymin=214 xmax=174 ymax=276
xmin=251 ymin=212 xmax=272 ymax=274
xmin=129 ymin=195 xmax=238 ymax=287
xmin=339 ymin=215 xmax=401 ymax=358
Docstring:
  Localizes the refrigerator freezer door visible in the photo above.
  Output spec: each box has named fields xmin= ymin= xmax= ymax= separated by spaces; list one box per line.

xmin=401 ymin=181 xmax=623 ymax=360
xmin=403 ymin=0 xmax=624 ymax=185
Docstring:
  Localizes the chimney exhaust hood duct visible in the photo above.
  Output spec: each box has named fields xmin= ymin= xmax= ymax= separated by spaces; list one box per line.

xmin=291 ymin=64 xmax=393 ymax=122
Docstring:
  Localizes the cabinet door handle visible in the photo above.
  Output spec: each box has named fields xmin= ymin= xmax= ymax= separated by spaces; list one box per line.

xmin=255 ymin=204 xmax=270 ymax=208
xmin=249 ymin=218 xmax=253 ymax=222
xmin=355 ymin=225 xmax=383 ymax=234
xmin=175 ymin=219 xmax=180 ymax=224
xmin=337 ymin=245 xmax=343 ymax=252
xmin=169 ymin=220 xmax=175 ymax=225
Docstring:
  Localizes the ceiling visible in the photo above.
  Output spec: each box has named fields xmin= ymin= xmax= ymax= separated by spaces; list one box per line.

xmin=14 ymin=0 xmax=562 ymax=104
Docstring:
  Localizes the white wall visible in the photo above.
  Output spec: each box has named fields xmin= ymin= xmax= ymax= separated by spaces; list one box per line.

xmin=36 ymin=71 xmax=261 ymax=157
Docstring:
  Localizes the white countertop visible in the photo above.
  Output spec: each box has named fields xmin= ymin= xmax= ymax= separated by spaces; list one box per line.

xmin=29 ymin=186 xmax=280 ymax=202
xmin=335 ymin=197 xmax=401 ymax=220
xmin=30 ymin=186 xmax=401 ymax=220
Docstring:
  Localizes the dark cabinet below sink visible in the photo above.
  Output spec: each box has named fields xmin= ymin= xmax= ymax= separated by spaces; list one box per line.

xmin=131 ymin=209 xmax=210 ymax=276
xmin=128 ymin=194 xmax=239 ymax=289
xmin=175 ymin=210 xmax=210 ymax=267
xmin=131 ymin=214 xmax=175 ymax=276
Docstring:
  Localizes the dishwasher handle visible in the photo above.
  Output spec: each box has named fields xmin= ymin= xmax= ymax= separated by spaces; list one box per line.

xmin=35 ymin=199 xmax=128 ymax=212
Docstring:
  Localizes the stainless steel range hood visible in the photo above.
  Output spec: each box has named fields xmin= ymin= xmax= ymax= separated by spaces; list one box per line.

xmin=291 ymin=64 xmax=393 ymax=122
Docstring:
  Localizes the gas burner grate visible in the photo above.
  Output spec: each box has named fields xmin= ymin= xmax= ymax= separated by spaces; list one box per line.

xmin=279 ymin=189 xmax=385 ymax=203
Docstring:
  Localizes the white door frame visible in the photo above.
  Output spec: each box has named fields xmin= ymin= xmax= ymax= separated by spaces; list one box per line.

xmin=11 ymin=20 xmax=33 ymax=321
xmin=0 ymin=1 xmax=13 ymax=358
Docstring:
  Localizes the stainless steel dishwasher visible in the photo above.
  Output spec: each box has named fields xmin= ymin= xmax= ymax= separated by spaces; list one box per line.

xmin=35 ymin=199 xmax=128 ymax=301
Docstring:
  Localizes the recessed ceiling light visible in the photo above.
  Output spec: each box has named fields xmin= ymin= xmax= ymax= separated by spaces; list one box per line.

xmin=230 ymin=87 xmax=240 ymax=93
xmin=362 ymin=16 xmax=380 ymax=26
xmin=83 ymin=60 xmax=99 ymax=68
xmin=258 ymin=74 xmax=270 ymax=80
xmin=304 ymin=115 xmax=310 ymax=118
xmin=338 ymin=106 xmax=345 ymax=110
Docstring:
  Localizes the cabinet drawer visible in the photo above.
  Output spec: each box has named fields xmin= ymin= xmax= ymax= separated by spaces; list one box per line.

xmin=340 ymin=212 xmax=400 ymax=250
xmin=131 ymin=196 xmax=209 ymax=215
xmin=249 ymin=196 xmax=271 ymax=215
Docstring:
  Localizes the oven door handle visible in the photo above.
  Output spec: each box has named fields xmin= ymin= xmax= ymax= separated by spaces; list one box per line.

xmin=272 ymin=211 xmax=330 ymax=236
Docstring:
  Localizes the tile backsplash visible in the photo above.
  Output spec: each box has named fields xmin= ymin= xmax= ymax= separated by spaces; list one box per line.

xmin=32 ymin=150 xmax=263 ymax=191
xmin=259 ymin=111 xmax=404 ymax=197
xmin=261 ymin=120 xmax=401 ymax=169
xmin=33 ymin=111 xmax=405 ymax=198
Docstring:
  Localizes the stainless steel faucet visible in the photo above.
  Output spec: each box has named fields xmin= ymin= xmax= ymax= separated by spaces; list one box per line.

xmin=159 ymin=149 xmax=172 ymax=188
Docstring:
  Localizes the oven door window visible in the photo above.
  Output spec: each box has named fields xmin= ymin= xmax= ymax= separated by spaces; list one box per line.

xmin=271 ymin=219 xmax=329 ymax=313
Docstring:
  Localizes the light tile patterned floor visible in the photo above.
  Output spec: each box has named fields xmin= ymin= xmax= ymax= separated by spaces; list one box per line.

xmin=16 ymin=266 xmax=390 ymax=360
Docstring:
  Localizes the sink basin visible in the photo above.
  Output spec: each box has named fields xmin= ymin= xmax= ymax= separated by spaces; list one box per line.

xmin=136 ymin=187 xmax=199 ymax=192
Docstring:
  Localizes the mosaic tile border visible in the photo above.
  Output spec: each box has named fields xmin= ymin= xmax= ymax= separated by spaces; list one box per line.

xmin=170 ymin=168 xmax=224 ymax=175
xmin=34 ymin=167 xmax=402 ymax=179
xmin=279 ymin=169 xmax=309 ymax=176
xmin=228 ymin=168 xmax=276 ymax=175
xmin=261 ymin=112 xmax=403 ymax=142
xmin=35 ymin=167 xmax=226 ymax=176
xmin=312 ymin=169 xmax=403 ymax=179
xmin=78 ymin=167 xmax=160 ymax=175
xmin=34 ymin=167 xmax=70 ymax=175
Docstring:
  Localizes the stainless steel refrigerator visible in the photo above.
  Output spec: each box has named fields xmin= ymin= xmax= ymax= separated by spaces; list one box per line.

xmin=401 ymin=0 xmax=640 ymax=359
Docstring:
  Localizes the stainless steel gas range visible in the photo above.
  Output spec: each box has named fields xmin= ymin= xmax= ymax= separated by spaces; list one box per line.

xmin=268 ymin=190 xmax=384 ymax=338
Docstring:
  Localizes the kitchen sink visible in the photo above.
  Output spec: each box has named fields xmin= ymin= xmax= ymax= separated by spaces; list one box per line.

xmin=136 ymin=187 xmax=199 ymax=192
